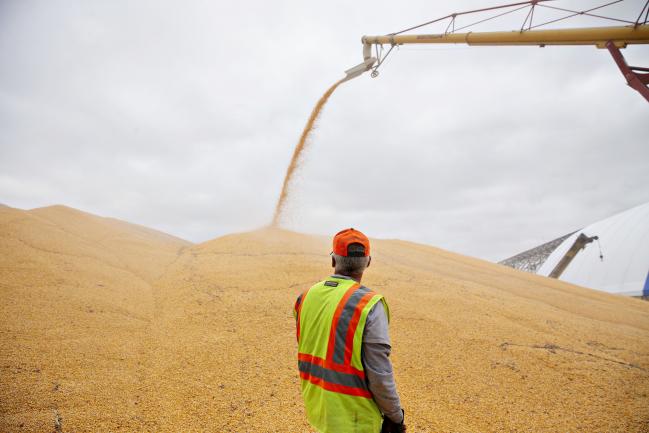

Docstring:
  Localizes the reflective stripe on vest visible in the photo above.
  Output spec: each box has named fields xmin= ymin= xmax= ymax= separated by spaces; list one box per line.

xmin=296 ymin=281 xmax=377 ymax=398
xmin=294 ymin=291 xmax=307 ymax=342
xmin=330 ymin=285 xmax=377 ymax=366
xmin=298 ymin=353 xmax=371 ymax=398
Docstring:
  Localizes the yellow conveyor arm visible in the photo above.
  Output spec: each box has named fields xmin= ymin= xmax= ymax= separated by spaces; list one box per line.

xmin=361 ymin=25 xmax=649 ymax=48
xmin=351 ymin=25 xmax=649 ymax=102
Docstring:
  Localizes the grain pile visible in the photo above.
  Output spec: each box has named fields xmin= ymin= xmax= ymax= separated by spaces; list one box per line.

xmin=1 ymin=205 xmax=648 ymax=432
xmin=0 ymin=205 xmax=190 ymax=431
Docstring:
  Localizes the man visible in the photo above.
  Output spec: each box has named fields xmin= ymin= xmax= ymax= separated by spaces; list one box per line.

xmin=294 ymin=228 xmax=406 ymax=433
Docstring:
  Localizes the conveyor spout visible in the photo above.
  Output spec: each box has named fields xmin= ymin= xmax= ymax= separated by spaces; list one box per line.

xmin=341 ymin=43 xmax=376 ymax=82
xmin=342 ymin=57 xmax=377 ymax=82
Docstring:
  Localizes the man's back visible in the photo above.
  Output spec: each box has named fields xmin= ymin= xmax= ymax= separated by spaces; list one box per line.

xmin=295 ymin=276 xmax=385 ymax=432
xmin=294 ymin=228 xmax=405 ymax=433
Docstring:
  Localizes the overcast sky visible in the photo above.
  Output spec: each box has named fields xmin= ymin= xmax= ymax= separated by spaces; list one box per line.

xmin=1 ymin=0 xmax=648 ymax=261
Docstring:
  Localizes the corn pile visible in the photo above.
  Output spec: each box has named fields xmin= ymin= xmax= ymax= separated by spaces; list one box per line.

xmin=1 ymin=205 xmax=648 ymax=432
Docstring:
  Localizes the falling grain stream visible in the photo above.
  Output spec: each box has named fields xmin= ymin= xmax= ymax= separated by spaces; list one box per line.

xmin=272 ymin=78 xmax=345 ymax=226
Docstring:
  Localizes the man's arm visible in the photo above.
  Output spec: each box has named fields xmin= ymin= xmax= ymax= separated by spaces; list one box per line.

xmin=362 ymin=300 xmax=403 ymax=424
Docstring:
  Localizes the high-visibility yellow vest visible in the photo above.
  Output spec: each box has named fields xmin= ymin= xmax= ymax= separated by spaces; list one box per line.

xmin=294 ymin=276 xmax=389 ymax=433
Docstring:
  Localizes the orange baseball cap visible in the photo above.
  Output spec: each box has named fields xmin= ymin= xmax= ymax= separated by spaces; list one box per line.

xmin=332 ymin=228 xmax=370 ymax=257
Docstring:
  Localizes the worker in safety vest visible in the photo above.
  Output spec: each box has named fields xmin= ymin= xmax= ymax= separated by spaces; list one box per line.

xmin=294 ymin=228 xmax=406 ymax=433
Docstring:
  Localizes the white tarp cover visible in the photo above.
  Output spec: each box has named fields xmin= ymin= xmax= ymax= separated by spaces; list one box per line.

xmin=537 ymin=202 xmax=649 ymax=296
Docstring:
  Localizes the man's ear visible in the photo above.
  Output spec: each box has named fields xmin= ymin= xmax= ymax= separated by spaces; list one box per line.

xmin=367 ymin=256 xmax=371 ymax=268
xmin=331 ymin=256 xmax=336 ymax=268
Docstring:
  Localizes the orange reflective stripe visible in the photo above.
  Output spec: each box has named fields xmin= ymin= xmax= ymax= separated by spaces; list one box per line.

xmin=299 ymin=371 xmax=372 ymax=398
xmin=331 ymin=286 xmax=370 ymax=365
xmin=298 ymin=353 xmax=365 ymax=379
xmin=326 ymin=283 xmax=360 ymax=361
xmin=298 ymin=352 xmax=371 ymax=398
xmin=343 ymin=290 xmax=376 ymax=365
xmin=325 ymin=283 xmax=377 ymax=366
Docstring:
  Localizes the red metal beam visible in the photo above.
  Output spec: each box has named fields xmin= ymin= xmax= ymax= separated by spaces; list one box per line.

xmin=606 ymin=40 xmax=649 ymax=102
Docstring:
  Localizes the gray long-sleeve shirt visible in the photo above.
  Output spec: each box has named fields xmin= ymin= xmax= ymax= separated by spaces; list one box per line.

xmin=332 ymin=275 xmax=403 ymax=423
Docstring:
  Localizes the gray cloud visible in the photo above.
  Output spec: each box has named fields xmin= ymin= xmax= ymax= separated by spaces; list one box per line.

xmin=1 ymin=0 xmax=648 ymax=261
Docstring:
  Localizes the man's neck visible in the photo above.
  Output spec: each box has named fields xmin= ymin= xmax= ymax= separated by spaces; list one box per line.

xmin=333 ymin=272 xmax=363 ymax=283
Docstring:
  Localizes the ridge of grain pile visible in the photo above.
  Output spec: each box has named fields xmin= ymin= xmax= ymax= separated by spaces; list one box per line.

xmin=1 ymin=205 xmax=648 ymax=432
